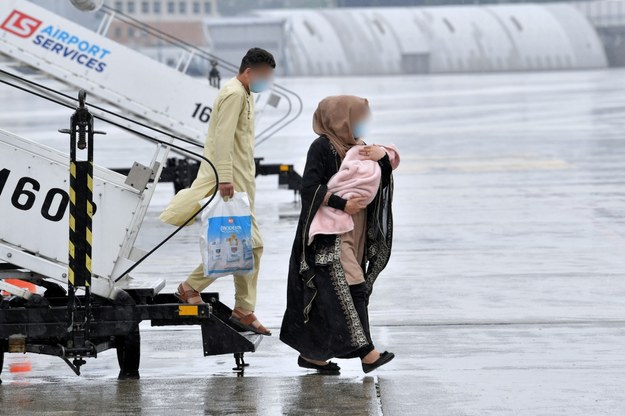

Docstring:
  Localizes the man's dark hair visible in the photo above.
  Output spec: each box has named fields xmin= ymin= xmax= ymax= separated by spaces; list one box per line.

xmin=239 ymin=47 xmax=276 ymax=74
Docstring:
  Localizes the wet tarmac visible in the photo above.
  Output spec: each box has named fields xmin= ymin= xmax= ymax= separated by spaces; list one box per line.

xmin=2 ymin=69 xmax=625 ymax=415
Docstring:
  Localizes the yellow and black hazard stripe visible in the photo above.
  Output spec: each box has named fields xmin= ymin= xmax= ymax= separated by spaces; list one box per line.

xmin=68 ymin=160 xmax=93 ymax=288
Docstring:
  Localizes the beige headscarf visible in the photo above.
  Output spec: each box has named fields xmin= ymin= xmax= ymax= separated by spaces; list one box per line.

xmin=312 ymin=95 xmax=370 ymax=159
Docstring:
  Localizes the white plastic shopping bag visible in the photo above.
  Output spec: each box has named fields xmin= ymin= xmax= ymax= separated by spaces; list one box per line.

xmin=199 ymin=192 xmax=254 ymax=278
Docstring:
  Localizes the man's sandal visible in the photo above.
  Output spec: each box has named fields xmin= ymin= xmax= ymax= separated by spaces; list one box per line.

xmin=229 ymin=310 xmax=272 ymax=336
xmin=174 ymin=283 xmax=205 ymax=304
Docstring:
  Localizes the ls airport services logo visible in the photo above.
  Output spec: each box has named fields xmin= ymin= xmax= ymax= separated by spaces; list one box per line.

xmin=0 ymin=10 xmax=41 ymax=38
xmin=1 ymin=9 xmax=111 ymax=73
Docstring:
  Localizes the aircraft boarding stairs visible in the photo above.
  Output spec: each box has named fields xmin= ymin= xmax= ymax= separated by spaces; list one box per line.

xmin=0 ymin=0 xmax=286 ymax=379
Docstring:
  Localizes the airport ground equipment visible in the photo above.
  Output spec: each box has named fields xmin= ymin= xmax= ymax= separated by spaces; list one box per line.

xmin=111 ymin=157 xmax=302 ymax=196
xmin=0 ymin=90 xmax=262 ymax=382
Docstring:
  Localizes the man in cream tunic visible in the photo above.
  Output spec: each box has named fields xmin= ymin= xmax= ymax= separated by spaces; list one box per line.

xmin=159 ymin=48 xmax=275 ymax=336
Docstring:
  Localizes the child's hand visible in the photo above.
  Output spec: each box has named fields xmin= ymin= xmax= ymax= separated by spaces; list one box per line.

xmin=359 ymin=145 xmax=386 ymax=161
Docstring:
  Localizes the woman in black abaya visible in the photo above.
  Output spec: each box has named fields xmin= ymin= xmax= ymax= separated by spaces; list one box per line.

xmin=279 ymin=95 xmax=396 ymax=374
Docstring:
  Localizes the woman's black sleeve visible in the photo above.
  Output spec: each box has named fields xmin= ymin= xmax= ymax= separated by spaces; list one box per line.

xmin=328 ymin=194 xmax=347 ymax=210
xmin=378 ymin=153 xmax=393 ymax=188
xmin=301 ymin=139 xmax=329 ymax=205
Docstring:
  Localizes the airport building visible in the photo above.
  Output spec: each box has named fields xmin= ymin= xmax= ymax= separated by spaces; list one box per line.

xmin=205 ymin=2 xmax=625 ymax=76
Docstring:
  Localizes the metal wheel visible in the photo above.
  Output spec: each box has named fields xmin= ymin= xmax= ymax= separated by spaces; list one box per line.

xmin=0 ymin=348 xmax=4 ymax=384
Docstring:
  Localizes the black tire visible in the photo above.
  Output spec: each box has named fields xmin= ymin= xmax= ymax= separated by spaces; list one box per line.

xmin=116 ymin=326 xmax=140 ymax=380
xmin=0 ymin=348 xmax=4 ymax=384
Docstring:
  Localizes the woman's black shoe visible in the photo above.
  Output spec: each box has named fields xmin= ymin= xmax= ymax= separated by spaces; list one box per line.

xmin=298 ymin=356 xmax=341 ymax=375
xmin=362 ymin=351 xmax=395 ymax=374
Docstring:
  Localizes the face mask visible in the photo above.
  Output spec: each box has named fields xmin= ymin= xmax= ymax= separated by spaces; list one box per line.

xmin=352 ymin=121 xmax=369 ymax=139
xmin=250 ymin=78 xmax=271 ymax=93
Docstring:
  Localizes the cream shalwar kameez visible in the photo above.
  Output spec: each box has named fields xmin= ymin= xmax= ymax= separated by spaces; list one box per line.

xmin=159 ymin=77 xmax=263 ymax=311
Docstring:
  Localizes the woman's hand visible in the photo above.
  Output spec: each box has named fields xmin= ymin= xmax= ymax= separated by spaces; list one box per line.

xmin=344 ymin=196 xmax=368 ymax=215
xmin=359 ymin=145 xmax=386 ymax=161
